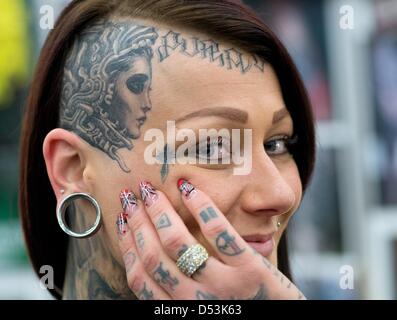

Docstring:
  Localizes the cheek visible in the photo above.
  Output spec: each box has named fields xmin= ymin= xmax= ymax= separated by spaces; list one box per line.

xmin=275 ymin=161 xmax=302 ymax=241
xmin=284 ymin=161 xmax=303 ymax=216
xmin=84 ymin=149 xmax=159 ymax=260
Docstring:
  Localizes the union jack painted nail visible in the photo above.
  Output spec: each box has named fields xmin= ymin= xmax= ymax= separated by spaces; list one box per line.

xmin=119 ymin=189 xmax=138 ymax=219
xmin=139 ymin=181 xmax=158 ymax=207
xmin=177 ymin=179 xmax=197 ymax=199
xmin=116 ymin=212 xmax=129 ymax=236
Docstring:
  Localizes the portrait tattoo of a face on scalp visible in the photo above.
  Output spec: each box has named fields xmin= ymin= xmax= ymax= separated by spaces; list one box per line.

xmin=60 ymin=20 xmax=158 ymax=173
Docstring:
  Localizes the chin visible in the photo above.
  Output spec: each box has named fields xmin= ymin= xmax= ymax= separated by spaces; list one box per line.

xmin=129 ymin=127 xmax=141 ymax=139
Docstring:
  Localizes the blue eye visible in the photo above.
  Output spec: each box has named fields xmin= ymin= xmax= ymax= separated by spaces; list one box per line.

xmin=264 ymin=135 xmax=298 ymax=156
xmin=196 ymin=136 xmax=231 ymax=162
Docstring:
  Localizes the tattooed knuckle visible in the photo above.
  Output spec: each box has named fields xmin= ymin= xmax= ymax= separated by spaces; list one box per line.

xmin=123 ymin=251 xmax=137 ymax=271
xmin=149 ymin=203 xmax=164 ymax=220
xmin=128 ymin=274 xmax=144 ymax=293
xmin=130 ymin=218 xmax=146 ymax=233
xmin=243 ymin=264 xmax=264 ymax=282
xmin=162 ymin=234 xmax=184 ymax=253
xmin=193 ymin=201 xmax=213 ymax=215
xmin=203 ymin=222 xmax=226 ymax=238
xmin=142 ymin=251 xmax=160 ymax=273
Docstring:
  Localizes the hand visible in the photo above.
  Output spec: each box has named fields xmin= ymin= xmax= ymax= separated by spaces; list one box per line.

xmin=116 ymin=179 xmax=306 ymax=300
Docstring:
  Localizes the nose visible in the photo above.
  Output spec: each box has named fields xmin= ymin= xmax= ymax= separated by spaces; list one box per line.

xmin=239 ymin=153 xmax=297 ymax=219
xmin=141 ymin=92 xmax=152 ymax=113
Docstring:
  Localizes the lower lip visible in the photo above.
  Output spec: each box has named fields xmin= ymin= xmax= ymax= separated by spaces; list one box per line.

xmin=246 ymin=238 xmax=275 ymax=257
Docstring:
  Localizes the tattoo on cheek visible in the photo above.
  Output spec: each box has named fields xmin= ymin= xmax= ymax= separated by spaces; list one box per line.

xmin=158 ymin=143 xmax=171 ymax=183
xmin=215 ymin=230 xmax=245 ymax=256
xmin=153 ymin=262 xmax=179 ymax=291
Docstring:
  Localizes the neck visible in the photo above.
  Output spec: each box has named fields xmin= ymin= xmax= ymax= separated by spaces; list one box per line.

xmin=62 ymin=205 xmax=136 ymax=300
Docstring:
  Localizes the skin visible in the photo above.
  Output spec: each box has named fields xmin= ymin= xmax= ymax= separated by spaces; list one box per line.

xmin=43 ymin=17 xmax=303 ymax=299
xmin=115 ymin=55 xmax=152 ymax=139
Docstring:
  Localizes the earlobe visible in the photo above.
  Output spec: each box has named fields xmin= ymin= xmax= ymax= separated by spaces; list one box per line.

xmin=43 ymin=128 xmax=88 ymax=200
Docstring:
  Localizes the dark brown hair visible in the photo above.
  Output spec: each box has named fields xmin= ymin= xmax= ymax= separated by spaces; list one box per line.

xmin=19 ymin=0 xmax=316 ymax=299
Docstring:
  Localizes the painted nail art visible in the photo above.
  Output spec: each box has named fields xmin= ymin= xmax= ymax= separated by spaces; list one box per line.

xmin=139 ymin=181 xmax=158 ymax=207
xmin=119 ymin=189 xmax=138 ymax=219
xmin=116 ymin=212 xmax=128 ymax=236
xmin=177 ymin=179 xmax=197 ymax=199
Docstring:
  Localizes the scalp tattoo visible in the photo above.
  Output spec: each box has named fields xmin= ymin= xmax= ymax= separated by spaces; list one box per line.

xmin=60 ymin=20 xmax=264 ymax=173
xmin=60 ymin=20 xmax=158 ymax=172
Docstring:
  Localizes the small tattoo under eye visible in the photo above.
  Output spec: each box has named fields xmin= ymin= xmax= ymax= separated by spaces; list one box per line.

xmin=199 ymin=207 xmax=218 ymax=223
xmin=156 ymin=213 xmax=171 ymax=229
xmin=159 ymin=143 xmax=170 ymax=183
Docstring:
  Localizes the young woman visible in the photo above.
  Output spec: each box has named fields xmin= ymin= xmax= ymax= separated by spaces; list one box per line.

xmin=19 ymin=0 xmax=315 ymax=299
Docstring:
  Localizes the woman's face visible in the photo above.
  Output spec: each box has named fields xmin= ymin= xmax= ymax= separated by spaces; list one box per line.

xmin=114 ymin=55 xmax=152 ymax=139
xmin=79 ymin=21 xmax=303 ymax=269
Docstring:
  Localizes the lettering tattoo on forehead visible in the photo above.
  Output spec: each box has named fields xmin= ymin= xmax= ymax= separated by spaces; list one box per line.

xmin=157 ymin=30 xmax=265 ymax=74
xmin=60 ymin=20 xmax=263 ymax=173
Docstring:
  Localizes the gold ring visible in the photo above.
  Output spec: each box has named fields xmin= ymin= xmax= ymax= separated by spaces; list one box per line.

xmin=176 ymin=244 xmax=209 ymax=277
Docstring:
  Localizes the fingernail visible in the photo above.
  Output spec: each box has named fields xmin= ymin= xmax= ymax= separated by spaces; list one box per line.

xmin=177 ymin=178 xmax=197 ymax=199
xmin=139 ymin=181 xmax=158 ymax=207
xmin=116 ymin=212 xmax=128 ymax=237
xmin=119 ymin=189 xmax=138 ymax=219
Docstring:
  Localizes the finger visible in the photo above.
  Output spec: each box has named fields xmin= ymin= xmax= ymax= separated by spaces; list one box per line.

xmin=138 ymin=181 xmax=225 ymax=281
xmin=138 ymin=181 xmax=198 ymax=260
xmin=120 ymin=187 xmax=196 ymax=297
xmin=116 ymin=208 xmax=170 ymax=300
xmin=177 ymin=179 xmax=252 ymax=266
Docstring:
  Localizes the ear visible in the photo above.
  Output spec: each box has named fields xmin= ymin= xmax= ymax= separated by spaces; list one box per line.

xmin=43 ymin=128 xmax=89 ymax=201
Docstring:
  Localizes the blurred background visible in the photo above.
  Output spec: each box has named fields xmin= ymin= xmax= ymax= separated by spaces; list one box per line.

xmin=0 ymin=0 xmax=396 ymax=299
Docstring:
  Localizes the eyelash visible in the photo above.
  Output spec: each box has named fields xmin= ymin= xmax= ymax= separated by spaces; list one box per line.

xmin=192 ymin=133 xmax=299 ymax=162
xmin=264 ymin=134 xmax=299 ymax=156
xmin=195 ymin=136 xmax=230 ymax=161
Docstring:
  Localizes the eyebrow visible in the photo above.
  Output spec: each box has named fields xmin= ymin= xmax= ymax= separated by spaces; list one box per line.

xmin=272 ymin=108 xmax=290 ymax=124
xmin=175 ymin=107 xmax=249 ymax=124
xmin=174 ymin=106 xmax=290 ymax=125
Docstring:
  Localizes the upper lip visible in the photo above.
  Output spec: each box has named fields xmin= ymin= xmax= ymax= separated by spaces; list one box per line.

xmin=242 ymin=232 xmax=275 ymax=243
